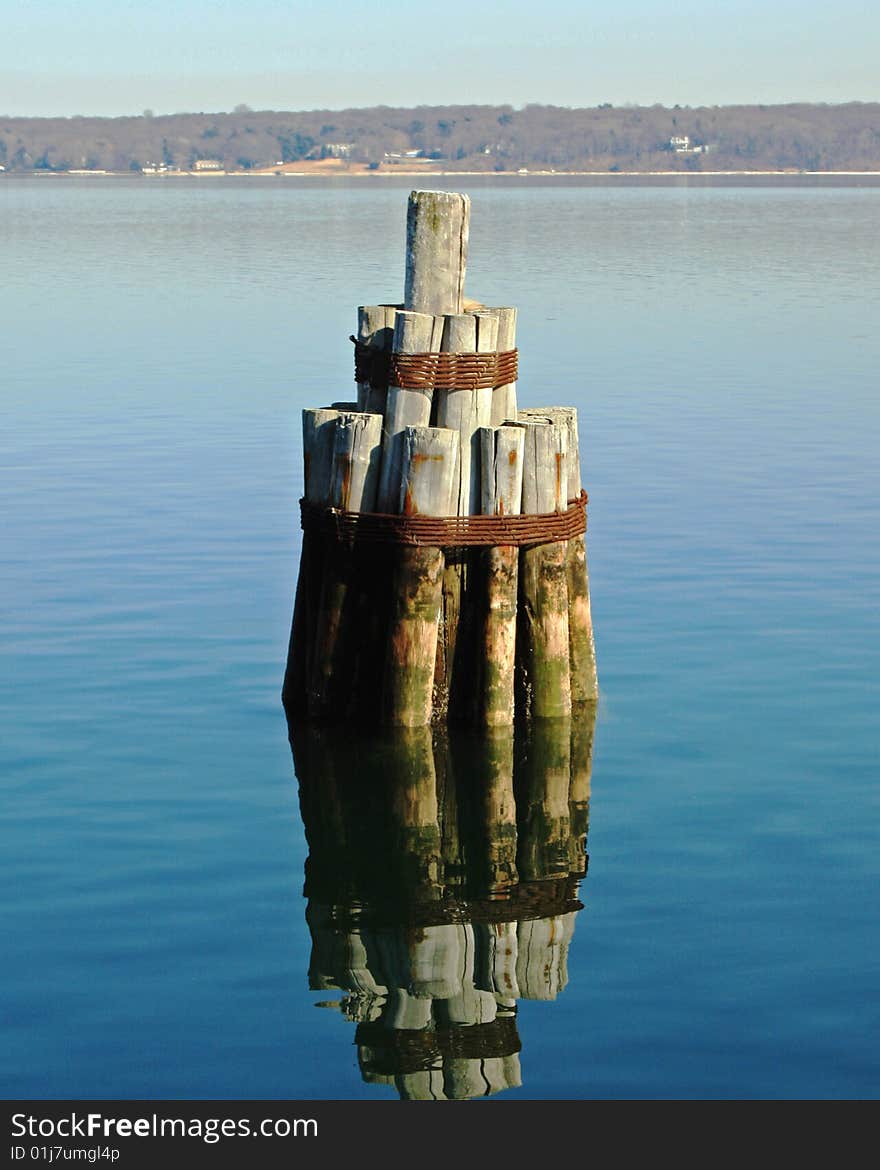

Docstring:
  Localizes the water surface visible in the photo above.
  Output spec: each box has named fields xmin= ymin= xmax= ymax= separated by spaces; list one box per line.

xmin=2 ymin=176 xmax=878 ymax=1099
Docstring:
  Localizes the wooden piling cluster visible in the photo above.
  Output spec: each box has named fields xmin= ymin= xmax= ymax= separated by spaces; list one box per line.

xmin=283 ymin=189 xmax=598 ymax=728
xmin=290 ymin=710 xmax=594 ymax=1100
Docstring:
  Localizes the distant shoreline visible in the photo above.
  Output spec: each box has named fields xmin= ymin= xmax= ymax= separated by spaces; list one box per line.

xmin=6 ymin=104 xmax=878 ymax=179
xmin=4 ymin=168 xmax=880 ymax=180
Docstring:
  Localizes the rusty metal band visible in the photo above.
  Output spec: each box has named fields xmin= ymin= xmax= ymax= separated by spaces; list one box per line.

xmin=300 ymin=489 xmax=587 ymax=549
xmin=352 ymin=338 xmax=518 ymax=392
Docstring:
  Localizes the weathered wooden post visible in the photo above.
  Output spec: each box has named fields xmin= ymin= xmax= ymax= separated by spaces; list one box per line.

xmin=520 ymin=406 xmax=598 ymax=702
xmin=433 ymin=309 xmax=497 ymax=722
xmin=478 ymin=423 xmax=525 ymax=726
xmin=308 ymin=410 xmax=383 ymax=719
xmin=405 ymin=190 xmax=470 ymax=315
xmin=375 ymin=309 xmax=439 ymax=514
xmin=282 ymin=407 xmax=339 ymax=713
xmin=517 ymin=417 xmax=573 ymax=718
xmin=355 ymin=304 xmax=396 ymax=415
xmin=382 ymin=426 xmax=458 ymax=727
xmin=435 ymin=313 xmax=485 ymax=518
xmin=484 ymin=306 xmax=518 ymax=426
xmin=431 ymin=313 xmax=475 ymax=721
xmin=393 ymin=193 xmax=471 ymax=724
xmin=379 ymin=191 xmax=471 ymax=726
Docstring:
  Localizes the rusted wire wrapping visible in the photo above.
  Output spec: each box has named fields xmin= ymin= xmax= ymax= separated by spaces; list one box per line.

xmin=352 ymin=338 xmax=518 ymax=392
xmin=300 ymin=489 xmax=587 ymax=549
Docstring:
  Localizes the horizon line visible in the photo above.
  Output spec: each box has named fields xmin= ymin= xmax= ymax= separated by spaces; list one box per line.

xmin=3 ymin=98 xmax=880 ymax=121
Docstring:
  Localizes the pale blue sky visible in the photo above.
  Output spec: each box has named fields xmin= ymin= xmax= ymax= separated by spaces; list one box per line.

xmin=3 ymin=0 xmax=878 ymax=116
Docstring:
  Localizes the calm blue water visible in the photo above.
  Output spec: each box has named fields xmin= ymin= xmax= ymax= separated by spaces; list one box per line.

xmin=2 ymin=175 xmax=878 ymax=1100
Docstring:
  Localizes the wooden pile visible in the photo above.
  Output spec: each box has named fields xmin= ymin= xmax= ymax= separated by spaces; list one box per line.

xmin=283 ymin=190 xmax=598 ymax=727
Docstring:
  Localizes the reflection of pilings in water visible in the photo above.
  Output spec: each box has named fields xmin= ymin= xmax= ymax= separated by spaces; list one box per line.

xmin=432 ymin=924 xmax=498 ymax=1024
xmin=569 ymin=701 xmax=596 ymax=878
xmin=306 ymin=902 xmax=388 ymax=1000
xmin=295 ymin=723 xmax=443 ymax=998
xmin=406 ymin=923 xmax=469 ymax=1001
xmin=290 ymin=720 xmax=348 ymax=858
xmin=288 ymin=713 xmax=594 ymax=1099
xmin=516 ymin=911 xmax=578 ymax=1001
xmin=503 ymin=708 xmax=594 ymax=1003
xmin=356 ymin=1011 xmax=522 ymax=1100
xmin=292 ymin=720 xmax=444 ymax=911
xmin=386 ymin=727 xmax=442 ymax=896
xmin=289 ymin=714 xmax=594 ymax=910
xmin=515 ymin=717 xmax=575 ymax=883
xmin=476 ymin=920 xmax=520 ymax=1001
xmin=450 ymin=728 xmax=519 ymax=894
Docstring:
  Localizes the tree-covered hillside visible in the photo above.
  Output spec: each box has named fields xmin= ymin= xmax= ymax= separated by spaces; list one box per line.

xmin=1 ymin=102 xmax=878 ymax=173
